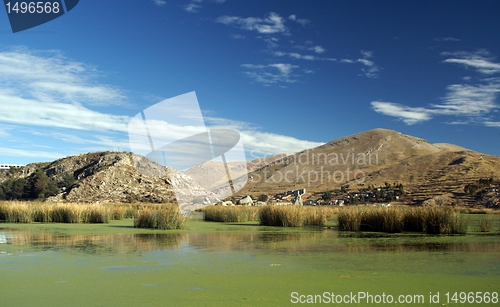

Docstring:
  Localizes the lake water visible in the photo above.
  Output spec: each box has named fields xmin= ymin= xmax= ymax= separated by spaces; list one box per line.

xmin=0 ymin=220 xmax=499 ymax=306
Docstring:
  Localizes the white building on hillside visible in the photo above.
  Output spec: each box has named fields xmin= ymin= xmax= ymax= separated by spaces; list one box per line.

xmin=0 ymin=164 xmax=26 ymax=170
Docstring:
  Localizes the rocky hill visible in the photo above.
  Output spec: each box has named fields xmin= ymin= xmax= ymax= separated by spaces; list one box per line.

xmin=0 ymin=152 xmax=221 ymax=211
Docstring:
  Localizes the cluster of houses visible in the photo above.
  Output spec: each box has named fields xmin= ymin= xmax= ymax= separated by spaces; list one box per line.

xmin=272 ymin=189 xmax=306 ymax=201
xmin=218 ymin=185 xmax=405 ymax=207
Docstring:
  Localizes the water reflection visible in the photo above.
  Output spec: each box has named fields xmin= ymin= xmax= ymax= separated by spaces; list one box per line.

xmin=0 ymin=230 xmax=184 ymax=254
xmin=0 ymin=229 xmax=498 ymax=255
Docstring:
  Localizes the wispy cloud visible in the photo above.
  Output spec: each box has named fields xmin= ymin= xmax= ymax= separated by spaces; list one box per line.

xmin=0 ymin=47 xmax=126 ymax=106
xmin=0 ymin=48 xmax=130 ymax=134
xmin=371 ymin=101 xmax=432 ymax=125
xmin=230 ymin=34 xmax=245 ymax=39
xmin=0 ymin=146 xmax=65 ymax=159
xmin=216 ymin=12 xmax=289 ymax=35
xmin=205 ymin=117 xmax=324 ymax=155
xmin=288 ymin=14 xmax=310 ymax=26
xmin=372 ymin=80 xmax=500 ymax=125
xmin=181 ymin=0 xmax=225 ymax=13
xmin=184 ymin=2 xmax=202 ymax=13
xmin=152 ymin=0 xmax=166 ymax=6
xmin=442 ymin=50 xmax=500 ymax=75
xmin=257 ymin=36 xmax=280 ymax=49
xmin=485 ymin=121 xmax=500 ymax=127
xmin=434 ymin=37 xmax=460 ymax=42
xmin=433 ymin=81 xmax=500 ymax=115
xmin=241 ymin=63 xmax=299 ymax=85
xmin=274 ymin=51 xmax=335 ymax=61
xmin=0 ymin=127 xmax=11 ymax=138
xmin=0 ymin=92 xmax=130 ymax=132
xmin=0 ymin=46 xmax=325 ymax=164
xmin=341 ymin=50 xmax=380 ymax=78
xmin=311 ymin=46 xmax=325 ymax=54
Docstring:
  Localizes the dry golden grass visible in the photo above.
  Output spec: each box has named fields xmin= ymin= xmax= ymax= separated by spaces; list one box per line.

xmin=133 ymin=204 xmax=187 ymax=230
xmin=0 ymin=201 xmax=177 ymax=226
xmin=0 ymin=201 xmax=112 ymax=223
xmin=337 ymin=205 xmax=468 ymax=234
xmin=258 ymin=205 xmax=337 ymax=227
xmin=202 ymin=205 xmax=259 ymax=222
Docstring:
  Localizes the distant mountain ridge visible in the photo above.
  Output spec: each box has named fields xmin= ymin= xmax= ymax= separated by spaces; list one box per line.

xmin=0 ymin=128 xmax=498 ymax=208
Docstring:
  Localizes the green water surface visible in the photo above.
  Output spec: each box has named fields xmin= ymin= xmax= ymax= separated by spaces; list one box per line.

xmin=0 ymin=219 xmax=499 ymax=307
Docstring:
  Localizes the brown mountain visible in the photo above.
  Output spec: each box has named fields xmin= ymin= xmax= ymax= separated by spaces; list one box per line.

xmin=236 ymin=128 xmax=500 ymax=206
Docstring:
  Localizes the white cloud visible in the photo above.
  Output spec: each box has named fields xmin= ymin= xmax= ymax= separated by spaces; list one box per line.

xmin=205 ymin=117 xmax=324 ymax=155
xmin=241 ymin=63 xmax=298 ymax=85
xmin=216 ymin=12 xmax=289 ymax=35
xmin=443 ymin=50 xmax=500 ymax=75
xmin=0 ymin=146 xmax=65 ymax=160
xmin=0 ymin=93 xmax=130 ymax=132
xmin=257 ymin=36 xmax=280 ymax=49
xmin=312 ymin=46 xmax=325 ymax=54
xmin=371 ymin=101 xmax=432 ymax=125
xmin=152 ymin=0 xmax=166 ymax=6
xmin=0 ymin=47 xmax=326 ymax=163
xmin=287 ymin=14 xmax=310 ymax=26
xmin=361 ymin=50 xmax=373 ymax=58
xmin=39 ymin=131 xmax=128 ymax=148
xmin=241 ymin=131 xmax=323 ymax=156
xmin=433 ymin=81 xmax=500 ymax=115
xmin=0 ymin=48 xmax=126 ymax=106
xmin=274 ymin=51 xmax=335 ymax=62
xmin=371 ymin=78 xmax=500 ymax=126
xmin=485 ymin=121 xmax=500 ymax=127
xmin=340 ymin=50 xmax=380 ymax=78
xmin=0 ymin=48 xmax=130 ymax=133
xmin=296 ymin=19 xmax=310 ymax=26
xmin=184 ymin=3 xmax=202 ymax=13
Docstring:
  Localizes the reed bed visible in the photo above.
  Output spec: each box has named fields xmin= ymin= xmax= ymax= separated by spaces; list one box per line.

xmin=338 ymin=205 xmax=468 ymax=234
xmin=202 ymin=205 xmax=259 ymax=223
xmin=133 ymin=204 xmax=187 ymax=230
xmin=258 ymin=205 xmax=332 ymax=227
xmin=477 ymin=216 xmax=490 ymax=232
xmin=0 ymin=201 xmax=153 ymax=224
xmin=0 ymin=201 xmax=112 ymax=223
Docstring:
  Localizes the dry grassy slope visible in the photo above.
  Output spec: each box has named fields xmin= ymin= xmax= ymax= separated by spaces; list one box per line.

xmin=365 ymin=150 xmax=500 ymax=205
xmin=182 ymin=153 xmax=289 ymax=192
xmin=239 ymin=128 xmax=440 ymax=195
xmin=237 ymin=128 xmax=499 ymax=202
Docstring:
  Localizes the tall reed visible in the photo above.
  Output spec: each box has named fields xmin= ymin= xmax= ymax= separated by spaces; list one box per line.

xmin=423 ymin=206 xmax=467 ymax=234
xmin=477 ymin=216 xmax=490 ymax=232
xmin=0 ymin=201 xmax=112 ymax=224
xmin=202 ymin=205 xmax=259 ymax=222
xmin=338 ymin=205 xmax=468 ymax=234
xmin=258 ymin=205 xmax=329 ymax=227
xmin=133 ymin=204 xmax=187 ymax=230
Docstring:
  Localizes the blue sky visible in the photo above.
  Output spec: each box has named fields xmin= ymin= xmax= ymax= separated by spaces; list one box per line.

xmin=1 ymin=0 xmax=499 ymax=165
